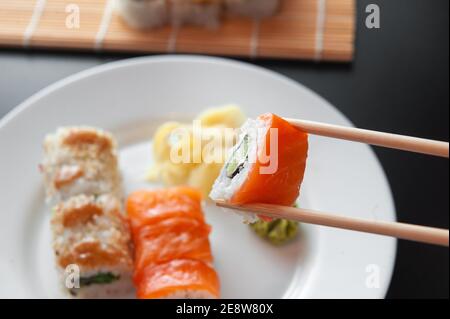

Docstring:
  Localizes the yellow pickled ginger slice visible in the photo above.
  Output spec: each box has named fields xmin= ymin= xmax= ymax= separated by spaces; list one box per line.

xmin=196 ymin=104 xmax=246 ymax=128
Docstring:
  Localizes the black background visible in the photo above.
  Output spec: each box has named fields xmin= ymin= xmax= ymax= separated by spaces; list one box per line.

xmin=0 ymin=0 xmax=448 ymax=298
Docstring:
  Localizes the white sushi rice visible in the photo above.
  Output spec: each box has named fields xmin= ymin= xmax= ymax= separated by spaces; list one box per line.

xmin=170 ymin=0 xmax=222 ymax=28
xmin=116 ymin=0 xmax=280 ymax=30
xmin=61 ymin=269 xmax=134 ymax=299
xmin=225 ymin=0 xmax=280 ymax=19
xmin=210 ymin=118 xmax=268 ymax=223
xmin=159 ymin=290 xmax=217 ymax=299
xmin=115 ymin=0 xmax=280 ymax=30
xmin=117 ymin=0 xmax=168 ymax=29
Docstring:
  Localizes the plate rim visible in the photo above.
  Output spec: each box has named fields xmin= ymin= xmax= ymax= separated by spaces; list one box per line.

xmin=0 ymin=55 xmax=397 ymax=298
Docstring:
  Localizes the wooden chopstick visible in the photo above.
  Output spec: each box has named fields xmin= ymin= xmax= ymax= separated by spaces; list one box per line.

xmin=216 ymin=201 xmax=449 ymax=247
xmin=284 ymin=118 xmax=449 ymax=158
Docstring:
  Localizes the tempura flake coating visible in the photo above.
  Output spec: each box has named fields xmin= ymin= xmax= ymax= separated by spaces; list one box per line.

xmin=41 ymin=127 xmax=122 ymax=203
xmin=41 ymin=126 xmax=133 ymax=298
xmin=51 ymin=194 xmax=134 ymax=298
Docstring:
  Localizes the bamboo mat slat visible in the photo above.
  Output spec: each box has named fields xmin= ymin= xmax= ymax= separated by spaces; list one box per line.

xmin=0 ymin=0 xmax=356 ymax=61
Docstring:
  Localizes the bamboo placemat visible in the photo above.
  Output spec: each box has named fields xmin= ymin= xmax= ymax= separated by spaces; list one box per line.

xmin=0 ymin=0 xmax=355 ymax=61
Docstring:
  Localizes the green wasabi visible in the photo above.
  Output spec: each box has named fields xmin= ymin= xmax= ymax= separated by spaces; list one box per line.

xmin=250 ymin=218 xmax=299 ymax=245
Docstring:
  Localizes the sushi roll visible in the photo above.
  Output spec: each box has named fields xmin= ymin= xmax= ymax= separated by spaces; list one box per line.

xmin=170 ymin=0 xmax=222 ymax=28
xmin=127 ymin=187 xmax=220 ymax=299
xmin=135 ymin=259 xmax=220 ymax=299
xmin=225 ymin=0 xmax=280 ymax=19
xmin=133 ymin=217 xmax=213 ymax=276
xmin=51 ymin=194 xmax=134 ymax=298
xmin=210 ymin=113 xmax=308 ymax=222
xmin=41 ymin=127 xmax=122 ymax=203
xmin=126 ymin=187 xmax=205 ymax=231
xmin=117 ymin=0 xmax=168 ymax=29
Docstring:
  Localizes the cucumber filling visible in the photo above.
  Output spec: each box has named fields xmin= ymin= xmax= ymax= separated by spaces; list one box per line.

xmin=226 ymin=134 xmax=249 ymax=178
xmin=79 ymin=272 xmax=120 ymax=287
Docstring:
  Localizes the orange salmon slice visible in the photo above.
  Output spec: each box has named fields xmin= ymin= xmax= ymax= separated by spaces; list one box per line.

xmin=136 ymin=259 xmax=220 ymax=299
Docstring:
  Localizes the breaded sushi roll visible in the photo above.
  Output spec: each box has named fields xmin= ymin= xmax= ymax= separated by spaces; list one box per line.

xmin=117 ymin=0 xmax=168 ymax=29
xmin=170 ymin=0 xmax=222 ymax=28
xmin=51 ymin=194 xmax=134 ymax=298
xmin=210 ymin=113 xmax=308 ymax=222
xmin=225 ymin=0 xmax=280 ymax=19
xmin=41 ymin=127 xmax=122 ymax=203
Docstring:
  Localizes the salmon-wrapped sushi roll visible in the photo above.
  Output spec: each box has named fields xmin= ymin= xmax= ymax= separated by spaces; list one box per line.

xmin=135 ymin=259 xmax=220 ymax=299
xmin=51 ymin=194 xmax=134 ymax=298
xmin=127 ymin=187 xmax=220 ymax=299
xmin=41 ymin=127 xmax=122 ymax=203
xmin=126 ymin=186 xmax=205 ymax=233
xmin=210 ymin=113 xmax=308 ymax=221
xmin=133 ymin=217 xmax=213 ymax=279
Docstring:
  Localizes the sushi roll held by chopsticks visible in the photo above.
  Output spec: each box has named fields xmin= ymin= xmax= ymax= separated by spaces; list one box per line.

xmin=225 ymin=0 xmax=280 ymax=19
xmin=210 ymin=113 xmax=308 ymax=222
xmin=117 ymin=0 xmax=169 ymax=29
xmin=52 ymin=194 xmax=134 ymax=298
xmin=170 ymin=0 xmax=222 ymax=28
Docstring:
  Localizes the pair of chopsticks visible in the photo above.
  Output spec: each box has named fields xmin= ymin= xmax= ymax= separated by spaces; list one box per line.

xmin=215 ymin=118 xmax=449 ymax=247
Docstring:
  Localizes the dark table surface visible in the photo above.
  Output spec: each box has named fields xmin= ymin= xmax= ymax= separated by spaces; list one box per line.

xmin=0 ymin=0 xmax=448 ymax=298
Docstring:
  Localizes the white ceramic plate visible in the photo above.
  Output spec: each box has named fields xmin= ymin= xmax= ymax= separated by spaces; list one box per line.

xmin=0 ymin=56 xmax=396 ymax=299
